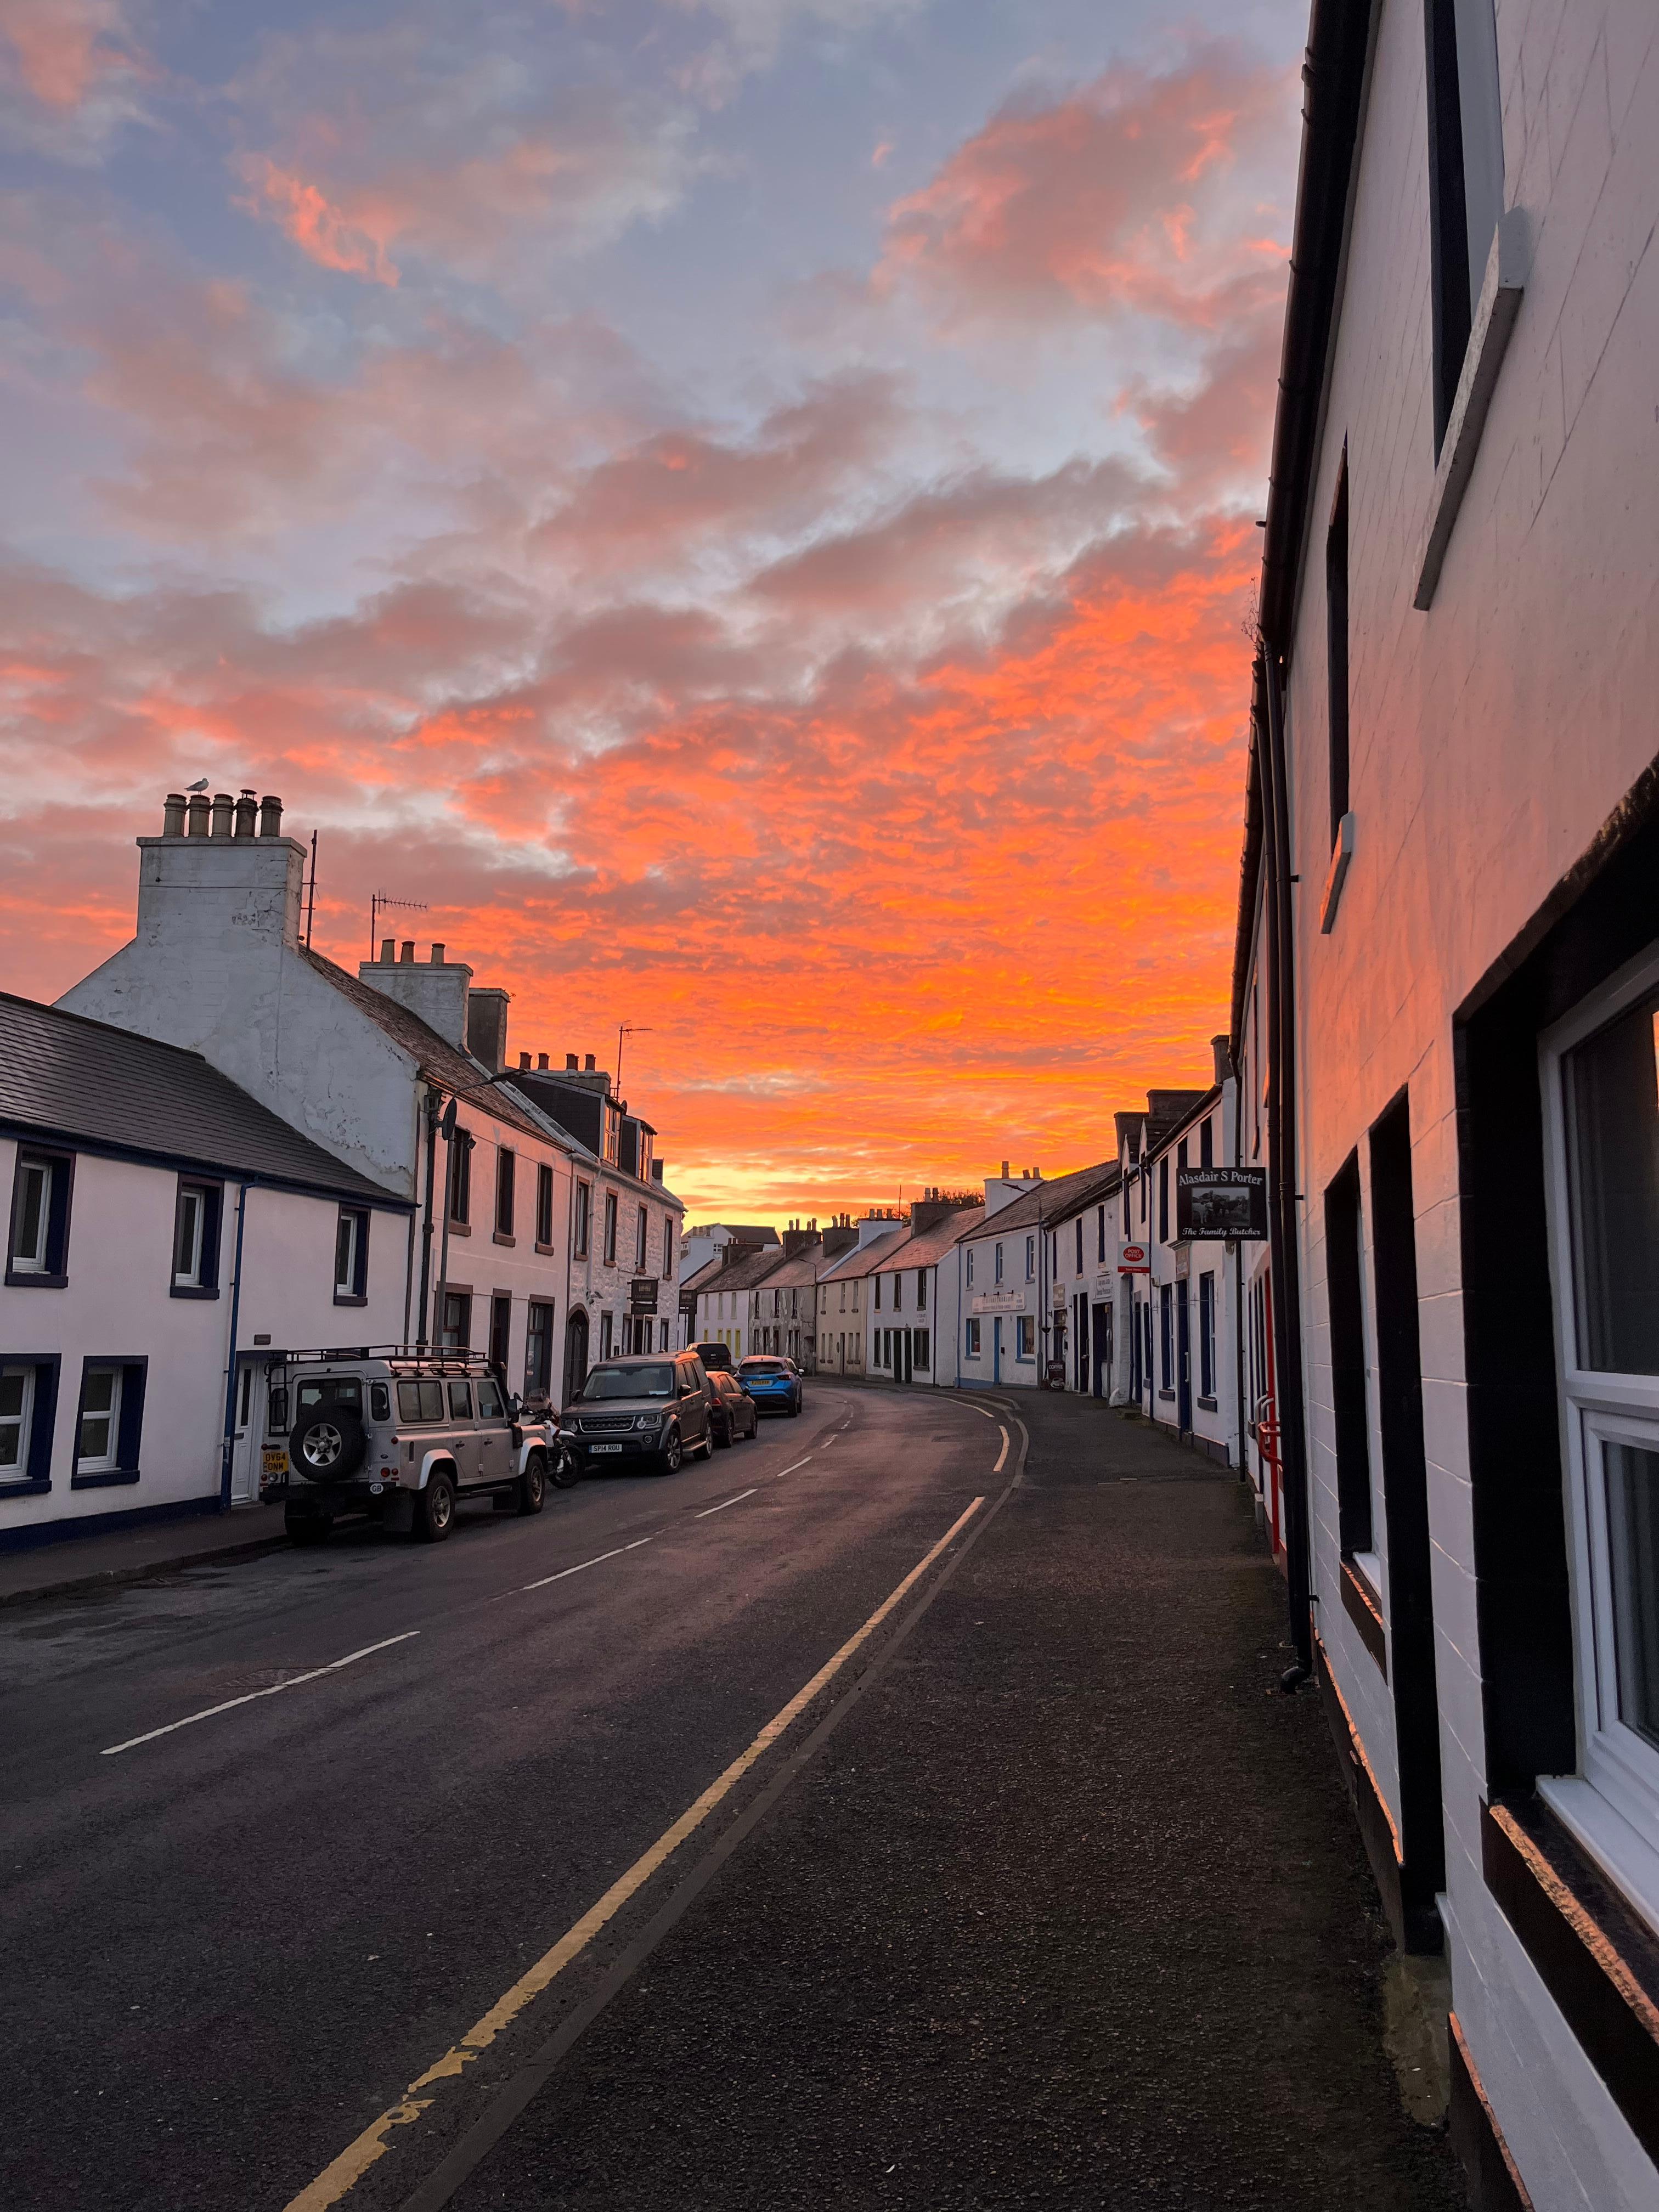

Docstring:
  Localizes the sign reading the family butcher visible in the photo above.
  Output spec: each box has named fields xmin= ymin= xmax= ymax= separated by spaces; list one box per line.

xmin=1176 ymin=1167 xmax=1268 ymax=1241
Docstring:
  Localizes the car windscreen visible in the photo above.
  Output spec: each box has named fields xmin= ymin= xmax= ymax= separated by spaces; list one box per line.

xmin=740 ymin=1360 xmax=788 ymax=1375
xmin=581 ymin=1363 xmax=674 ymax=1399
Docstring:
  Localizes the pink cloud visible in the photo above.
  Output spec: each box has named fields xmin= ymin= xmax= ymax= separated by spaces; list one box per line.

xmin=237 ymin=159 xmax=400 ymax=286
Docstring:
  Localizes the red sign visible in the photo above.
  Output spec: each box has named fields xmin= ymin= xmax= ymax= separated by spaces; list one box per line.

xmin=1118 ymin=1242 xmax=1149 ymax=1274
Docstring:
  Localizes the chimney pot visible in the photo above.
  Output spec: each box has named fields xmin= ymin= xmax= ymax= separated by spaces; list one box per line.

xmin=162 ymin=793 xmax=187 ymax=837
xmin=257 ymin=794 xmax=283 ymax=839
xmin=430 ymin=943 xmax=445 ymax=964
xmin=380 ymin=938 xmax=395 ymax=964
xmin=187 ymin=793 xmax=211 ymax=837
xmin=399 ymin=941 xmax=415 ymax=963
xmin=538 ymin=1053 xmax=549 ymax=1070
xmin=518 ymin=1051 xmax=531 ymax=1070
xmin=1001 ymin=1159 xmax=1009 ymax=1180
xmin=233 ymin=791 xmax=257 ymax=839
xmin=209 ymin=793 xmax=234 ymax=839
xmin=566 ymin=1052 xmax=578 ymax=1070
xmin=584 ymin=1053 xmax=595 ymax=1071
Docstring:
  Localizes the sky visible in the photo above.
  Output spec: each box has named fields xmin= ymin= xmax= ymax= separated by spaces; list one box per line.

xmin=0 ymin=0 xmax=1305 ymax=1223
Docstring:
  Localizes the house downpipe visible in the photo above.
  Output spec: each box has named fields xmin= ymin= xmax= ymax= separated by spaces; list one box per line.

xmin=218 ymin=1181 xmax=251 ymax=1510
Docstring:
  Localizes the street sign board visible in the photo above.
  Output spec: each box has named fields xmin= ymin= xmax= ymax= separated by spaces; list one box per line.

xmin=1118 ymin=1240 xmax=1150 ymax=1274
xmin=1176 ymin=1167 xmax=1268 ymax=1241
xmin=629 ymin=1276 xmax=659 ymax=1314
xmin=969 ymin=1288 xmax=1025 ymax=1313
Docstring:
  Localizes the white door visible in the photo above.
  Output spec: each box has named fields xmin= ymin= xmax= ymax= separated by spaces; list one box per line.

xmin=229 ymin=1358 xmax=264 ymax=1505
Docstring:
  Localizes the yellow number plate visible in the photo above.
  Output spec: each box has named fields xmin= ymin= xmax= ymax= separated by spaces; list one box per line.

xmin=262 ymin=1448 xmax=289 ymax=1476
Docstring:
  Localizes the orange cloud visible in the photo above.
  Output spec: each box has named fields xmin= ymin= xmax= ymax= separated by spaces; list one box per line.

xmin=237 ymin=159 xmax=400 ymax=285
xmin=2 ymin=0 xmax=137 ymax=111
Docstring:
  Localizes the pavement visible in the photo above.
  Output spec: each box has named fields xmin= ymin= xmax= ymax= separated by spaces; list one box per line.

xmin=0 ymin=1498 xmax=289 ymax=1606
xmin=2 ymin=1385 xmax=1463 ymax=2212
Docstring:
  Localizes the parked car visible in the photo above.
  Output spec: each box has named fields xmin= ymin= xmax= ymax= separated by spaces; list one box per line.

xmin=693 ymin=1341 xmax=735 ymax=1372
xmin=268 ymin=1348 xmax=556 ymax=1545
xmin=707 ymin=1368 xmax=758 ymax=1447
xmin=563 ymin=1353 xmax=714 ymax=1475
xmin=737 ymin=1355 xmax=804 ymax=1417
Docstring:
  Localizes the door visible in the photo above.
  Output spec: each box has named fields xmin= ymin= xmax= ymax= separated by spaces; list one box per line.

xmin=1176 ymin=1282 xmax=1192 ymax=1434
xmin=563 ymin=1308 xmax=589 ymax=1407
xmin=1092 ymin=1304 xmax=1111 ymax=1397
xmin=1075 ymin=1294 xmax=1088 ymax=1391
xmin=228 ymin=1357 xmax=264 ymax=1504
xmin=992 ymin=1315 xmax=1003 ymax=1384
xmin=445 ymin=1376 xmax=481 ymax=1486
xmin=678 ymin=1362 xmax=708 ymax=1448
xmin=473 ymin=1373 xmax=511 ymax=1482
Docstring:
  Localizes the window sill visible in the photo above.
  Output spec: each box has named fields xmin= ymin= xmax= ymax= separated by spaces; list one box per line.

xmin=1482 ymin=1793 xmax=1659 ymax=2168
xmin=170 ymin=1283 xmax=220 ymax=1300
xmin=493 ymin=1232 xmax=516 ymax=1248
xmin=1197 ymin=1395 xmax=1217 ymax=1413
xmin=1319 ymin=812 xmax=1356 ymax=934
xmin=535 ymin=1241 xmax=555 ymax=1257
xmin=0 ymin=1474 xmax=52 ymax=1500
xmin=71 ymin=1466 xmax=141 ymax=1490
xmin=1414 ymin=208 xmax=1528 ymax=610
xmin=1158 ymin=1387 xmax=1176 ymax=1401
xmin=4 ymin=1270 xmax=67 ymax=1290
xmin=332 ymin=1293 xmax=368 ymax=1308
xmin=1341 ymin=1553 xmax=1389 ymax=1678
xmin=447 ymin=1222 xmax=471 ymax=1238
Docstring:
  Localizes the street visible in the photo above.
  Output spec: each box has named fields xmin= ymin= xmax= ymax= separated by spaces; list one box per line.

xmin=2 ymin=1386 xmax=1459 ymax=2211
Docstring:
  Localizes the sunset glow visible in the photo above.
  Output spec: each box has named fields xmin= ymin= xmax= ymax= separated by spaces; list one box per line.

xmin=1 ymin=2 xmax=1304 ymax=1221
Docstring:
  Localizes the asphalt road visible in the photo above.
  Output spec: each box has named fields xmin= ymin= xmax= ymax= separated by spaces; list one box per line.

xmin=1 ymin=1381 xmax=1005 ymax=2212
xmin=3 ymin=1386 xmax=1460 ymax=2212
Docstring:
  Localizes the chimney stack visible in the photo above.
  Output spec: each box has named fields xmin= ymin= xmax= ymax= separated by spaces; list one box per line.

xmin=519 ymin=1051 xmax=531 ymax=1070
xmin=187 ymin=793 xmax=210 ymax=837
xmin=566 ymin=1052 xmax=578 ymax=1070
xmin=257 ymin=795 xmax=283 ymax=839
xmin=584 ymin=1053 xmax=595 ymax=1071
xmin=466 ymin=988 xmax=511 ymax=1074
xmin=399 ymin=941 xmax=415 ymax=963
xmin=1001 ymin=1159 xmax=1009 ymax=1179
xmin=1211 ymin=1034 xmax=1233 ymax=1085
xmin=538 ymin=1053 xmax=549 ymax=1070
xmin=429 ymin=943 xmax=445 ymax=964
xmin=359 ymin=941 xmax=475 ymax=1050
xmin=234 ymin=789 xmax=257 ymax=839
xmin=210 ymin=793 xmax=233 ymax=839
xmin=162 ymin=793 xmax=187 ymax=837
xmin=380 ymin=938 xmax=395 ymax=964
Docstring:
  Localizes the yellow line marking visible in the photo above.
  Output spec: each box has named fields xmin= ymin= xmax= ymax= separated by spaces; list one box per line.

xmin=101 ymin=1633 xmax=420 ymax=1757
xmin=281 ymin=1496 xmax=986 ymax=2212
xmin=519 ymin=1538 xmax=650 ymax=1594
xmin=994 ymin=1426 xmax=1009 ymax=1474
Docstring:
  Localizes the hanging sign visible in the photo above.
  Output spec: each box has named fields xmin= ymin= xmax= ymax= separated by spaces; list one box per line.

xmin=1118 ymin=1240 xmax=1150 ymax=1274
xmin=1176 ymin=1167 xmax=1268 ymax=1241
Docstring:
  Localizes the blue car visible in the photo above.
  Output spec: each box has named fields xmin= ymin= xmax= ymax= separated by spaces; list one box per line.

xmin=737 ymin=1355 xmax=803 ymax=1417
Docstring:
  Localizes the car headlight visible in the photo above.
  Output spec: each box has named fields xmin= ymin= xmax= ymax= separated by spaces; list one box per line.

xmin=635 ymin=1412 xmax=663 ymax=1430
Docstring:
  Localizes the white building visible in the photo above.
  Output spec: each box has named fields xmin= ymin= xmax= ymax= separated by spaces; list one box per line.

xmin=1244 ymin=2 xmax=1659 ymax=2202
xmin=864 ymin=1194 xmax=984 ymax=1389
xmin=1 ymin=991 xmax=407 ymax=1542
xmin=1041 ymin=1167 xmax=1124 ymax=1398
xmin=816 ymin=1216 xmax=902 ymax=1378
xmin=953 ymin=1165 xmax=1112 ymax=1390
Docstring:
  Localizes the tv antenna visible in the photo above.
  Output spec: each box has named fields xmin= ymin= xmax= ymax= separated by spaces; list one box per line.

xmin=369 ymin=890 xmax=430 ymax=962
xmin=616 ymin=1022 xmax=654 ymax=1098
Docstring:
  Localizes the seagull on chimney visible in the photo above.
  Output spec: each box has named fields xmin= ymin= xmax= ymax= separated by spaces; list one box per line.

xmin=186 ymin=776 xmax=210 ymax=792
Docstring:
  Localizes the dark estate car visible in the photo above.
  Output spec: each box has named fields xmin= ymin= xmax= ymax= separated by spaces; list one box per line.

xmin=737 ymin=1355 xmax=803 ymax=1417
xmin=563 ymin=1354 xmax=714 ymax=1475
xmin=707 ymin=1368 xmax=758 ymax=1447
xmin=692 ymin=1341 xmax=735 ymax=1373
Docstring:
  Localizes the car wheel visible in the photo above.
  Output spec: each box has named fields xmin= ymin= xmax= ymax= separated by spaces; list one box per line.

xmin=285 ymin=1507 xmax=332 ymax=1547
xmin=416 ymin=1468 xmax=456 ymax=1542
xmin=659 ymin=1427 xmax=684 ymax=1475
xmin=696 ymin=1429 xmax=716 ymax=1459
xmin=517 ymin=1451 xmax=547 ymax=1515
xmin=713 ymin=1416 xmax=732 ymax=1449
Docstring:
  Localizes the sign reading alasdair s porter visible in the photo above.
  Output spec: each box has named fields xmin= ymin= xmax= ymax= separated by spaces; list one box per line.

xmin=1176 ymin=1167 xmax=1268 ymax=1241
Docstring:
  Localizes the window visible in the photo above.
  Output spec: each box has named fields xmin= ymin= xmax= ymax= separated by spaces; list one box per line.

xmin=914 ymin=1329 xmax=930 ymax=1372
xmin=1325 ymin=1153 xmax=1375 ymax=1560
xmin=917 ymin=1269 xmax=927 ymax=1312
xmin=1158 ymin=1158 xmax=1169 ymax=1244
xmin=662 ymin=1217 xmax=674 ymax=1280
xmin=72 ymin=1358 xmax=145 ymax=1486
xmin=1159 ymin=1284 xmax=1174 ymax=1392
xmin=7 ymin=1149 xmax=71 ymax=1285
xmin=1016 ymin=1314 xmax=1036 ymax=1360
xmin=1327 ymin=447 xmax=1350 ymax=843
xmin=1026 ymin=1235 xmax=1036 ymax=1282
xmin=476 ymin=1376 xmax=504 ymax=1419
xmin=1200 ymin=1116 xmax=1214 ymax=1171
xmin=535 ymin=1163 xmax=555 ymax=1248
xmin=600 ymin=1310 xmax=614 ymax=1359
xmin=634 ymin=1205 xmax=648 ymax=1272
xmin=489 ymin=1291 xmax=512 ymax=1372
xmin=1097 ymin=1206 xmax=1107 ymax=1264
xmin=1424 ymin=0 xmax=1504 ymax=450
xmin=1545 ymin=965 xmax=1659 ymax=1836
xmin=0 ymin=1359 xmax=58 ymax=1489
xmin=874 ymin=1274 xmax=883 ymax=1311
xmin=369 ymin=1382 xmax=391 ymax=1424
xmin=495 ymin=1148 xmax=516 ymax=1239
xmin=172 ymin=1180 xmax=221 ymax=1295
xmin=448 ymin=1129 xmax=473 ymax=1226
xmin=965 ymin=1317 xmax=981 ymax=1358
xmin=441 ymin=1290 xmax=471 ymax=1349
xmin=1199 ymin=1272 xmax=1216 ymax=1402
xmin=532 ymin=1296 xmax=559 ymax=1394
xmin=995 ymin=1243 xmax=1004 ymax=1285
xmin=839 ymin=1282 xmax=846 ymax=1312
xmin=603 ymin=1191 xmax=618 ymax=1264
xmin=1139 ymin=1169 xmax=1147 ymax=1225
xmin=891 ymin=1274 xmax=901 ymax=1314
xmin=0 ymin=1364 xmax=35 ymax=1475
xmin=335 ymin=1207 xmax=369 ymax=1304
xmin=1075 ymin=1218 xmax=1084 ymax=1274
xmin=966 ymin=1247 xmax=975 ymax=1287
xmin=574 ymin=1181 xmax=591 ymax=1258
xmin=448 ymin=1379 xmax=473 ymax=1419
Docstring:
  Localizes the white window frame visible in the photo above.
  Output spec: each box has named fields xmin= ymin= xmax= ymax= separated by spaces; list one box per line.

xmin=964 ymin=1316 xmax=981 ymax=1358
xmin=10 ymin=1156 xmax=53 ymax=1273
xmin=174 ymin=1183 xmax=207 ymax=1288
xmin=1539 ymin=940 xmax=1659 ymax=1923
xmin=0 ymin=1362 xmax=36 ymax=1474
xmin=77 ymin=1363 xmax=123 ymax=1472
xmin=1016 ymin=1313 xmax=1036 ymax=1361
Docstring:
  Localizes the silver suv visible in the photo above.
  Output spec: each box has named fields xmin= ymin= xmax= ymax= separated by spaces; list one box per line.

xmin=270 ymin=1347 xmax=560 ymax=1545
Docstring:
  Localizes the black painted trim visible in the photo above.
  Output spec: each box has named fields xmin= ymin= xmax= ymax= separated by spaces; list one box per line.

xmin=69 ymin=1355 xmax=148 ymax=1489
xmin=1312 ymin=1630 xmax=1438 ymax=1951
xmin=1448 ymin=2012 xmax=1535 ymax=2212
xmin=1340 ymin=1555 xmax=1388 ymax=1675
xmin=0 ymin=1352 xmax=60 ymax=1496
xmin=70 ymin=1466 xmax=142 ymax=1491
xmin=1482 ymin=1798 xmax=1659 ymax=2170
xmin=5 ymin=1143 xmax=75 ymax=1288
xmin=168 ymin=1173 xmax=223 ymax=1298
xmin=0 ymin=1488 xmax=222 ymax=1554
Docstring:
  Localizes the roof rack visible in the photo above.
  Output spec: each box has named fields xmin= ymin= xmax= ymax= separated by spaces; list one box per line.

xmin=273 ymin=1344 xmax=497 ymax=1373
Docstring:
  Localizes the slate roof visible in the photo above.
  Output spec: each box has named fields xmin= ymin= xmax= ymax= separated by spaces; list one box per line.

xmin=0 ymin=992 xmax=402 ymax=1204
xmin=957 ymin=1161 xmax=1120 ymax=1241
xmin=820 ymin=1228 xmax=910 ymax=1280
xmin=867 ymin=1203 xmax=988 ymax=1273
xmin=695 ymin=1245 xmax=791 ymax=1300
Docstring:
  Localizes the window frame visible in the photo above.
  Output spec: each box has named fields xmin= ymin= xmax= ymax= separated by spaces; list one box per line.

xmin=6 ymin=1146 xmax=74 ymax=1288
xmin=574 ymin=1180 xmax=592 ymax=1259
xmin=494 ymin=1147 xmax=516 ymax=1242
xmin=334 ymin=1205 xmax=370 ymax=1306
xmin=70 ymin=1356 xmax=146 ymax=1489
xmin=170 ymin=1176 xmax=223 ymax=1299
xmin=489 ymin=1290 xmax=512 ymax=1374
xmin=635 ymin=1204 xmax=648 ymax=1273
xmin=448 ymin=1128 xmax=473 ymax=1227
xmin=1540 ymin=944 xmax=1659 ymax=1880
xmin=1015 ymin=1313 xmax=1036 ymax=1362
xmin=603 ymin=1190 xmax=618 ymax=1265
xmin=535 ymin=1161 xmax=555 ymax=1250
xmin=964 ymin=1316 xmax=981 ymax=1359
xmin=0 ymin=1354 xmax=60 ymax=1495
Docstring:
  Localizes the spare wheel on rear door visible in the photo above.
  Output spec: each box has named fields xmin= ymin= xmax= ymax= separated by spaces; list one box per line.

xmin=290 ymin=1406 xmax=367 ymax=1482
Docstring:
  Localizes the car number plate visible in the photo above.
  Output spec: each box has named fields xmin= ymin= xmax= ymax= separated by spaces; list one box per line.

xmin=589 ymin=1442 xmax=624 ymax=1453
xmin=262 ymin=1448 xmax=288 ymax=1475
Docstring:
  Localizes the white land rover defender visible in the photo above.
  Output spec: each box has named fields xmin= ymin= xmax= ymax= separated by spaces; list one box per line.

xmin=266 ymin=1346 xmax=567 ymax=1545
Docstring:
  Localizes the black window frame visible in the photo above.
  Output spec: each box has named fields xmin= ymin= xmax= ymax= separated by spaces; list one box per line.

xmin=603 ymin=1190 xmax=618 ymax=1265
xmin=0 ymin=1353 xmax=61 ymax=1497
xmin=69 ymin=1355 xmax=148 ymax=1491
xmin=1327 ymin=447 xmax=1351 ymax=844
xmin=1158 ymin=1157 xmax=1170 ymax=1244
xmin=6 ymin=1145 xmax=75 ymax=1289
xmin=1324 ymin=1150 xmax=1375 ymax=1557
xmin=333 ymin=1205 xmax=370 ymax=1307
xmin=448 ymin=1129 xmax=473 ymax=1227
xmin=574 ymin=1180 xmax=591 ymax=1259
xmin=441 ymin=1288 xmax=472 ymax=1350
xmin=489 ymin=1290 xmax=512 ymax=1373
xmin=662 ymin=1215 xmax=674 ymax=1281
xmin=635 ymin=1204 xmax=648 ymax=1273
xmin=170 ymin=1175 xmax=224 ymax=1299
xmin=535 ymin=1162 xmax=555 ymax=1250
xmin=524 ymin=1299 xmax=555 ymax=1398
xmin=495 ymin=1148 xmax=516 ymax=1242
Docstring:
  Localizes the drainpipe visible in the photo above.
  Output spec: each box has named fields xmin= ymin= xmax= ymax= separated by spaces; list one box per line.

xmin=1259 ymin=649 xmax=1313 ymax=1681
xmin=416 ymin=1088 xmax=438 ymax=1346
xmin=218 ymin=1181 xmax=251 ymax=1510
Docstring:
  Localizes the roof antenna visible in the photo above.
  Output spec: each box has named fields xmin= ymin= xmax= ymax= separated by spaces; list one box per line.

xmin=369 ymin=889 xmax=428 ymax=963
xmin=305 ymin=831 xmax=318 ymax=949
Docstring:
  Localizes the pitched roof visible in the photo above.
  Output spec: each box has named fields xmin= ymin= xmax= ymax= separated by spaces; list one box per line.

xmin=958 ymin=1160 xmax=1119 ymax=1239
xmin=757 ymin=1244 xmax=829 ymax=1288
xmin=1143 ymin=1085 xmax=1222 ymax=1160
xmin=0 ymin=992 xmax=402 ymax=1205
xmin=820 ymin=1228 xmax=909 ymax=1280
xmin=694 ymin=1245 xmax=789 ymax=1299
xmin=867 ymin=1204 xmax=988 ymax=1272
